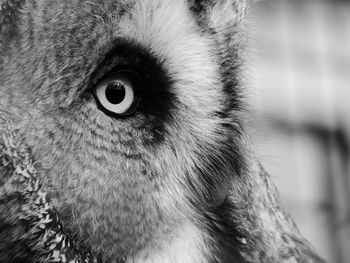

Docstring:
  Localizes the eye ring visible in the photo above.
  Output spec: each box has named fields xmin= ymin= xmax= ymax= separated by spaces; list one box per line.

xmin=94 ymin=71 xmax=140 ymax=116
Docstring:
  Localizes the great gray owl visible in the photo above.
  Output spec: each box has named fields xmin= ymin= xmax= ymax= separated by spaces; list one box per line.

xmin=0 ymin=0 xmax=326 ymax=262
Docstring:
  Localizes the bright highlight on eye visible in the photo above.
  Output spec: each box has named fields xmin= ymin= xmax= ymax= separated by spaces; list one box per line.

xmin=94 ymin=72 xmax=139 ymax=116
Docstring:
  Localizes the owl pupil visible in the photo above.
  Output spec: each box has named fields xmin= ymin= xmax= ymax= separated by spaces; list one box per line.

xmin=105 ymin=82 xmax=126 ymax=104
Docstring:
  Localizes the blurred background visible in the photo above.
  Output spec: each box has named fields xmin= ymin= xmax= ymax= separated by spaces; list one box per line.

xmin=246 ymin=0 xmax=350 ymax=262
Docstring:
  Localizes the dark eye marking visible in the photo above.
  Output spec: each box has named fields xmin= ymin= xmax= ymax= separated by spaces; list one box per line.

xmin=88 ymin=39 xmax=178 ymax=123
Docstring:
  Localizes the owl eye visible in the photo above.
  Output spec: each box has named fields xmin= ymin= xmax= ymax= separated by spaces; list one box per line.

xmin=94 ymin=72 xmax=140 ymax=116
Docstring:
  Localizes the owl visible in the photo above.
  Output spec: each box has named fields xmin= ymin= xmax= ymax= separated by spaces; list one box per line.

xmin=0 ymin=0 xmax=326 ymax=262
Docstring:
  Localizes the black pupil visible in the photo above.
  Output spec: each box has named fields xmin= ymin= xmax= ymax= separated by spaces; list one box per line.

xmin=105 ymin=81 xmax=126 ymax=104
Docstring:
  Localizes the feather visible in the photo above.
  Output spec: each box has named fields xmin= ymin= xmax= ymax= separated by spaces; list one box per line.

xmin=0 ymin=126 xmax=102 ymax=263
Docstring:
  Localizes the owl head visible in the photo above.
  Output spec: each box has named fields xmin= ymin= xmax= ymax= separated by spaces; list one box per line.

xmin=0 ymin=0 xmax=250 ymax=262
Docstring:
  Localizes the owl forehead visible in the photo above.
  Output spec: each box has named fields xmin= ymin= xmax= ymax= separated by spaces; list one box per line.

xmin=118 ymin=0 xmax=224 ymax=112
xmin=25 ymin=0 xmax=225 ymax=113
xmin=121 ymin=1 xmax=224 ymax=109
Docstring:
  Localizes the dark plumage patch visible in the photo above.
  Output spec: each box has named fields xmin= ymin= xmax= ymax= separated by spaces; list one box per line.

xmin=88 ymin=39 xmax=177 ymax=145
xmin=0 ymin=0 xmax=25 ymax=65
xmin=205 ymin=200 xmax=246 ymax=263
xmin=185 ymin=5 xmax=248 ymax=256
xmin=189 ymin=132 xmax=248 ymax=262
xmin=0 ymin=0 xmax=24 ymax=41
xmin=188 ymin=0 xmax=216 ymax=27
xmin=189 ymin=1 xmax=246 ymax=114
xmin=189 ymin=0 xmax=214 ymax=13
